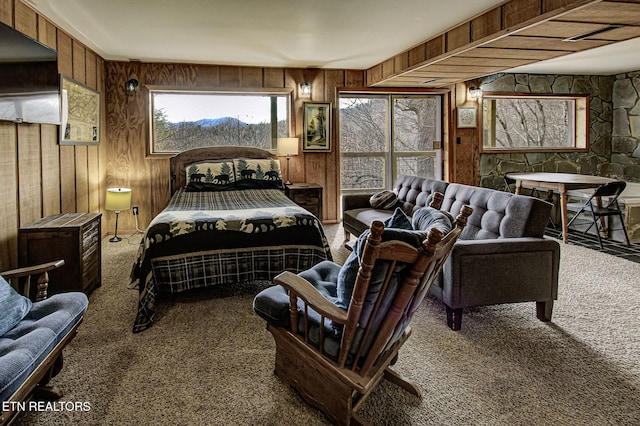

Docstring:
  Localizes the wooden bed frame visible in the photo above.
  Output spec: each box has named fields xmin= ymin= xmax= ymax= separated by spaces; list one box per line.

xmin=169 ymin=146 xmax=278 ymax=194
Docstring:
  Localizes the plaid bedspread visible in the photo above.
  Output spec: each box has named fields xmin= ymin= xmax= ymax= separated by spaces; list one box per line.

xmin=130 ymin=188 xmax=332 ymax=332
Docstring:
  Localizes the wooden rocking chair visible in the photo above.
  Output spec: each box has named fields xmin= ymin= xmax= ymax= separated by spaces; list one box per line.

xmin=254 ymin=199 xmax=471 ymax=425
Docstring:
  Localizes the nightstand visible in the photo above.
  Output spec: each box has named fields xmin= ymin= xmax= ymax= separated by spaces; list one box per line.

xmin=285 ymin=183 xmax=323 ymax=222
xmin=18 ymin=213 xmax=102 ymax=298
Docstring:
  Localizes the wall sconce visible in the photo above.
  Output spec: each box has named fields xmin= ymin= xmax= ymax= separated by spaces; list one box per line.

xmin=105 ymin=187 xmax=132 ymax=242
xmin=277 ymin=137 xmax=299 ymax=185
xmin=469 ymin=87 xmax=482 ymax=99
xmin=299 ymin=81 xmax=311 ymax=97
xmin=125 ymin=75 xmax=139 ymax=94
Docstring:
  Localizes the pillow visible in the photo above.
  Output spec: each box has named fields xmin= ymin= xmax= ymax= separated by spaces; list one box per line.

xmin=233 ymin=158 xmax=284 ymax=190
xmin=411 ymin=206 xmax=453 ymax=235
xmin=0 ymin=275 xmax=32 ymax=335
xmin=369 ymin=190 xmax=398 ymax=210
xmin=185 ymin=160 xmax=235 ymax=191
xmin=384 ymin=207 xmax=412 ymax=230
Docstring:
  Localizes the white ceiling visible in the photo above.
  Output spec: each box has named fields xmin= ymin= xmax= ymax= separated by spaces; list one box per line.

xmin=24 ymin=0 xmax=640 ymax=75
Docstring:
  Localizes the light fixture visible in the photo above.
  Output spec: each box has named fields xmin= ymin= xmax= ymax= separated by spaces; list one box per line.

xmin=105 ymin=187 xmax=132 ymax=242
xmin=125 ymin=75 xmax=139 ymax=94
xmin=469 ymin=87 xmax=482 ymax=99
xmin=299 ymin=81 xmax=311 ymax=97
xmin=277 ymin=137 xmax=299 ymax=185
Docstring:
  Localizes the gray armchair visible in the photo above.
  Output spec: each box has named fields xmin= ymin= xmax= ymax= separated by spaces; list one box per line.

xmin=433 ymin=237 xmax=560 ymax=330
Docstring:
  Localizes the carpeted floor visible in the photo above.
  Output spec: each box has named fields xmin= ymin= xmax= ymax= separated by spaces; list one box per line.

xmin=14 ymin=224 xmax=640 ymax=425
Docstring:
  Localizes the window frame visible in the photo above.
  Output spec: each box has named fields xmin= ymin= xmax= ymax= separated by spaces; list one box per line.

xmin=338 ymin=89 xmax=445 ymax=194
xmin=480 ymin=92 xmax=590 ymax=153
xmin=146 ymin=86 xmax=293 ymax=157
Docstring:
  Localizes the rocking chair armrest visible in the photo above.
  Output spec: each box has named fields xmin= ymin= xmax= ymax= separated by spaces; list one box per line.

xmin=274 ymin=271 xmax=349 ymax=324
xmin=1 ymin=259 xmax=65 ymax=279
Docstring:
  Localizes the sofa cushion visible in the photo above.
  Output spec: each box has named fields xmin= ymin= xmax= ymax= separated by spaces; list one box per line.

xmin=441 ymin=183 xmax=551 ymax=240
xmin=0 ymin=276 xmax=32 ymax=336
xmin=393 ymin=175 xmax=449 ymax=215
xmin=343 ymin=208 xmax=394 ymax=237
xmin=0 ymin=292 xmax=88 ymax=402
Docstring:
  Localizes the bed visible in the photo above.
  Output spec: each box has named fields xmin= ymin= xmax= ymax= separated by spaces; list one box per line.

xmin=130 ymin=146 xmax=332 ymax=332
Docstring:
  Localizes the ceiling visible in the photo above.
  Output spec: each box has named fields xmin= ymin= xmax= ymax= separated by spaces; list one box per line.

xmin=23 ymin=0 xmax=640 ymax=86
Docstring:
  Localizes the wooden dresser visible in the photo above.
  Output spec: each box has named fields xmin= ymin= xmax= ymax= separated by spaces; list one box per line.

xmin=18 ymin=213 xmax=102 ymax=297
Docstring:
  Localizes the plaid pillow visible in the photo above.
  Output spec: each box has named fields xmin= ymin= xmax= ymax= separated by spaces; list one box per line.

xmin=369 ymin=190 xmax=398 ymax=209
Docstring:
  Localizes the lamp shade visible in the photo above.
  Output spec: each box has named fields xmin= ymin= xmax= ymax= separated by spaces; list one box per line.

xmin=277 ymin=137 xmax=299 ymax=156
xmin=105 ymin=188 xmax=132 ymax=211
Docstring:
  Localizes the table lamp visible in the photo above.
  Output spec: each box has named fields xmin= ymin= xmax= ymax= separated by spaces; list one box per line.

xmin=105 ymin=187 xmax=132 ymax=242
xmin=277 ymin=137 xmax=299 ymax=185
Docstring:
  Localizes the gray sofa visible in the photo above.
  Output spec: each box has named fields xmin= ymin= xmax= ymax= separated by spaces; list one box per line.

xmin=343 ymin=175 xmax=560 ymax=330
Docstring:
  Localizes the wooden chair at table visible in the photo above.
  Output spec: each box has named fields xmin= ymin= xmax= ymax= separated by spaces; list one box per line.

xmin=254 ymin=198 xmax=471 ymax=425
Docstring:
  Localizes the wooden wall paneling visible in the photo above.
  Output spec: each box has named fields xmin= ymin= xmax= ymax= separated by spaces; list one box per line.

xmin=86 ymin=50 xmax=97 ymax=87
xmin=409 ymin=44 xmax=426 ymax=67
xmin=57 ymin=31 xmax=73 ymax=76
xmin=104 ymin=62 xmax=150 ymax=233
xmin=344 ymin=70 xmax=365 ymax=87
xmin=447 ymin=22 xmax=471 ymax=52
xmin=57 ymin=32 xmax=76 ymax=213
xmin=450 ymin=82 xmax=479 ymax=186
xmin=284 ymin=68 xmax=304 ymax=183
xmin=97 ymin=57 xmax=107 ymax=234
xmin=0 ymin=122 xmax=18 ymax=270
xmin=40 ymin=124 xmax=61 ymax=216
xmin=143 ymin=63 xmax=174 ymax=86
xmin=174 ymin=64 xmax=198 ymax=87
xmin=323 ymin=69 xmax=345 ymax=223
xmin=147 ymin=158 xmax=171 ymax=227
xmin=17 ymin=124 xmax=43 ymax=226
xmin=84 ymin=51 xmax=100 ymax=213
xmin=13 ymin=0 xmax=36 ymax=38
xmin=195 ymin=65 xmax=220 ymax=86
xmin=220 ymin=66 xmax=241 ymax=86
xmin=87 ymin=147 xmax=99 ymax=212
xmin=471 ymin=7 xmax=502 ymax=41
xmin=426 ymin=35 xmax=446 ymax=60
xmin=0 ymin=0 xmax=12 ymax=25
xmin=241 ymin=67 xmax=263 ymax=87
xmin=72 ymin=41 xmax=86 ymax=83
xmin=72 ymin=42 xmax=89 ymax=213
xmin=502 ymin=0 xmax=543 ymax=28
xmin=59 ymin=146 xmax=76 ymax=213
xmin=394 ymin=52 xmax=408 ymax=74
xmin=264 ymin=68 xmax=285 ymax=88
xmin=75 ymin=146 xmax=89 ymax=212
xmin=381 ymin=58 xmax=394 ymax=80
xmin=38 ymin=15 xmax=57 ymax=49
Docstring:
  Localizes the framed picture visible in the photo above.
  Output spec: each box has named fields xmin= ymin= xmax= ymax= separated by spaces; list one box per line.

xmin=457 ymin=106 xmax=477 ymax=129
xmin=60 ymin=75 xmax=101 ymax=145
xmin=303 ymin=102 xmax=331 ymax=152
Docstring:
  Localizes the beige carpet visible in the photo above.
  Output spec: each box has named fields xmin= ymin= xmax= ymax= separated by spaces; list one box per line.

xmin=14 ymin=224 xmax=640 ymax=425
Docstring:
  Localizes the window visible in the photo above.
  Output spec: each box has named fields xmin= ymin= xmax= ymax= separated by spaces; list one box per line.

xmin=339 ymin=94 xmax=442 ymax=194
xmin=482 ymin=94 xmax=589 ymax=152
xmin=150 ymin=90 xmax=290 ymax=153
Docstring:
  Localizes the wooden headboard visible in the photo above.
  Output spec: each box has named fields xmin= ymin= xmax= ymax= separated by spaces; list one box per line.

xmin=169 ymin=146 xmax=278 ymax=194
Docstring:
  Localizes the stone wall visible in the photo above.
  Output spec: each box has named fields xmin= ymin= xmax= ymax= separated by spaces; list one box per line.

xmin=478 ymin=73 xmax=617 ymax=189
xmin=611 ymin=72 xmax=640 ymax=182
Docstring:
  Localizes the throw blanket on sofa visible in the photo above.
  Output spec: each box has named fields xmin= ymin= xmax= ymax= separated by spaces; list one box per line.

xmin=131 ymin=188 xmax=331 ymax=332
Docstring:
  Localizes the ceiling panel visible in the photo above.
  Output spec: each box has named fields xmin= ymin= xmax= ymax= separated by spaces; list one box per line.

xmin=368 ymin=0 xmax=640 ymax=87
